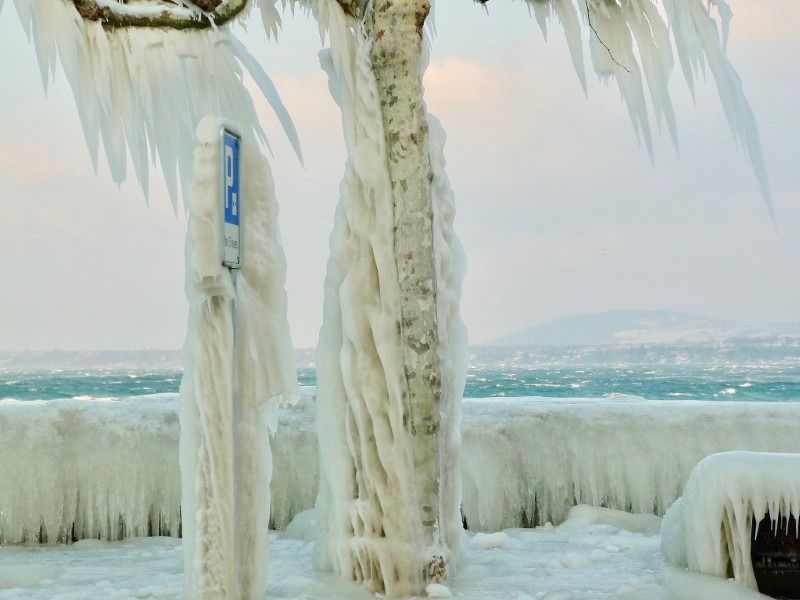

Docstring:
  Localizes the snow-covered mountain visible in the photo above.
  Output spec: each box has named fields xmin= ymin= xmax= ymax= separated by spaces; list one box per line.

xmin=489 ymin=310 xmax=800 ymax=346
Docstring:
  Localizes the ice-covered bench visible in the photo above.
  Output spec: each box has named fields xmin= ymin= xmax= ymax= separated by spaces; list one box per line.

xmin=661 ymin=451 xmax=800 ymax=592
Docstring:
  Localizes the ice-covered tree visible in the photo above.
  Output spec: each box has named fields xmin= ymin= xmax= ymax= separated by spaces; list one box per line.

xmin=302 ymin=0 xmax=770 ymax=595
xmin=3 ymin=0 xmax=769 ymax=597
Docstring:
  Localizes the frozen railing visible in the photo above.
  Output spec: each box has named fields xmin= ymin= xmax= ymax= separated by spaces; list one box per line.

xmin=1 ymin=392 xmax=799 ymax=543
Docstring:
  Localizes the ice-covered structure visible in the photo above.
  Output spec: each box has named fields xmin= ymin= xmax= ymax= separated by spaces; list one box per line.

xmin=4 ymin=395 xmax=800 ymax=545
xmin=3 ymin=0 xmax=774 ymax=596
xmin=0 ymin=395 xmax=181 ymax=544
xmin=310 ymin=0 xmax=468 ymax=593
xmin=662 ymin=451 xmax=800 ymax=591
xmin=303 ymin=0 xmax=772 ymax=593
xmin=2 ymin=3 xmax=301 ymax=598
xmin=180 ymin=117 xmax=297 ymax=599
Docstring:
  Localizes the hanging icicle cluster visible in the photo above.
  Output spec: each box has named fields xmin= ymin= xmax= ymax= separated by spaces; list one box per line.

xmin=521 ymin=0 xmax=770 ymax=209
xmin=3 ymin=0 xmax=300 ymax=211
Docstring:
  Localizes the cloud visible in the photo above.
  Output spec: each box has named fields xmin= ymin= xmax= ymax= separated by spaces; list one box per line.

xmin=0 ymin=205 xmax=24 ymax=222
xmin=727 ymin=0 xmax=800 ymax=42
xmin=0 ymin=141 xmax=72 ymax=183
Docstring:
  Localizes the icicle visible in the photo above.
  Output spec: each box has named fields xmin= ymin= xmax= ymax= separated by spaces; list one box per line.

xmin=662 ymin=452 xmax=800 ymax=591
xmin=530 ymin=0 xmax=550 ymax=39
xmin=254 ymin=0 xmax=283 ymax=39
xmin=708 ymin=0 xmax=732 ymax=49
xmin=228 ymin=34 xmax=304 ymax=164
xmin=683 ymin=0 xmax=771 ymax=213
xmin=588 ymin=0 xmax=655 ymax=156
xmin=9 ymin=0 xmax=301 ymax=212
xmin=518 ymin=0 xmax=770 ymax=208
xmin=552 ymin=0 xmax=587 ymax=95
xmin=621 ymin=0 xmax=678 ymax=147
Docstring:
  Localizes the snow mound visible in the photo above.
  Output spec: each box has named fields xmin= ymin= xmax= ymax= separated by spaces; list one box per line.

xmin=661 ymin=451 xmax=800 ymax=590
xmin=469 ymin=532 xmax=509 ymax=550
xmin=426 ymin=582 xmax=453 ymax=597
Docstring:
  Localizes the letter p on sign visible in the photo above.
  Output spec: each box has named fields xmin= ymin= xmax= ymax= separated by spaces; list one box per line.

xmin=221 ymin=126 xmax=242 ymax=268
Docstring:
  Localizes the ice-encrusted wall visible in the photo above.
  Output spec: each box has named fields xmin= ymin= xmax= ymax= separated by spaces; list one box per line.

xmin=3 ymin=395 xmax=800 ymax=545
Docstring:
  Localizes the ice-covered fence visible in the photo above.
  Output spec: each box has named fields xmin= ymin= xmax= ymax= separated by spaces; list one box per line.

xmin=0 ymin=391 xmax=317 ymax=544
xmin=460 ymin=398 xmax=800 ymax=530
xmin=0 ymin=395 xmax=180 ymax=544
xmin=2 ymin=393 xmax=800 ymax=543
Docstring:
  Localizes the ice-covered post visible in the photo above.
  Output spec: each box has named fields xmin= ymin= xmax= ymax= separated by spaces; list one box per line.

xmin=181 ymin=117 xmax=296 ymax=600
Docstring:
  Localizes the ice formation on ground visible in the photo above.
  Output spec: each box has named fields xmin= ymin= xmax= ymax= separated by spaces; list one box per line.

xmin=0 ymin=504 xmax=778 ymax=599
xmin=661 ymin=451 xmax=800 ymax=590
xmin=179 ymin=117 xmax=297 ymax=599
xmin=3 ymin=394 xmax=800 ymax=546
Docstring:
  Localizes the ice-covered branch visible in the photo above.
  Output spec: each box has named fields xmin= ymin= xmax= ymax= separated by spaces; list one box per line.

xmin=513 ymin=0 xmax=771 ymax=208
xmin=8 ymin=0 xmax=300 ymax=211
xmin=71 ymin=0 xmax=248 ymax=29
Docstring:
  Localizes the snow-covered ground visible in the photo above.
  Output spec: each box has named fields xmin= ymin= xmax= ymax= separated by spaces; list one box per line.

xmin=0 ymin=505 xmax=772 ymax=599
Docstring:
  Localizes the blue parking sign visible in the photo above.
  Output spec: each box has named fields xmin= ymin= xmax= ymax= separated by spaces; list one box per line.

xmin=221 ymin=127 xmax=242 ymax=268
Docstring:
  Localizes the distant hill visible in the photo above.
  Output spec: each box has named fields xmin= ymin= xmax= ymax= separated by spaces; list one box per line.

xmin=0 ymin=348 xmax=319 ymax=370
xmin=489 ymin=310 xmax=800 ymax=346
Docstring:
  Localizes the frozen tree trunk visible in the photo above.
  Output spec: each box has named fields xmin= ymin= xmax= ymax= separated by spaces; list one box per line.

xmin=315 ymin=0 xmax=467 ymax=595
xmin=365 ymin=0 xmax=444 ymax=574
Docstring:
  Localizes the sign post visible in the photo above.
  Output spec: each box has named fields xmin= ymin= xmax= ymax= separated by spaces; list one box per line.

xmin=221 ymin=126 xmax=242 ymax=269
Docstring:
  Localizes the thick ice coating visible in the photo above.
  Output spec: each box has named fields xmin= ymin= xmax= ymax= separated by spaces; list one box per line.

xmin=661 ymin=451 xmax=800 ymax=590
xmin=2 ymin=396 xmax=800 ymax=546
xmin=311 ymin=0 xmax=468 ymax=593
xmin=179 ymin=116 xmax=296 ymax=600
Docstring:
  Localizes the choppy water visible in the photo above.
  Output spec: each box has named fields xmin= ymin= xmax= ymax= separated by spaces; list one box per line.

xmin=2 ymin=364 xmax=799 ymax=402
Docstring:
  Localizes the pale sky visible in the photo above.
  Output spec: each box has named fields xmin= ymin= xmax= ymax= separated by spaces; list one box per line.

xmin=0 ymin=0 xmax=798 ymax=351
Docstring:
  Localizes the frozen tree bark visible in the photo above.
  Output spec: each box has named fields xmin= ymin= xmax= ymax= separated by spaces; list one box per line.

xmin=314 ymin=0 xmax=464 ymax=595
xmin=364 ymin=0 xmax=445 ymax=579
